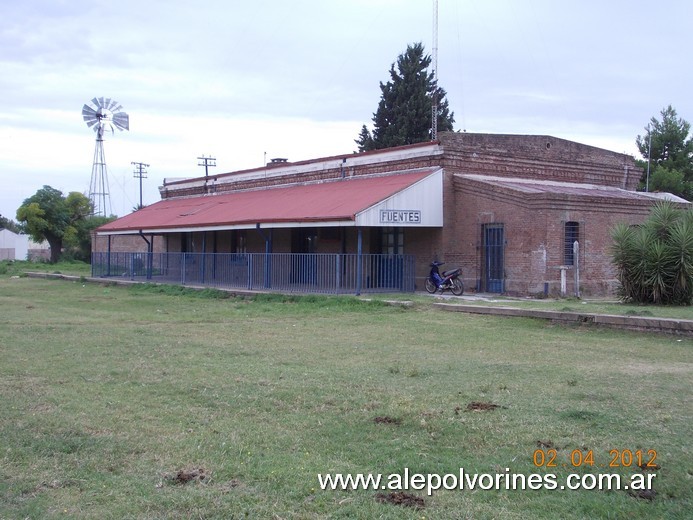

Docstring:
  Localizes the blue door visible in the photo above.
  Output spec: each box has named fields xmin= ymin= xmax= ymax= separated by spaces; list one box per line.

xmin=484 ymin=224 xmax=504 ymax=293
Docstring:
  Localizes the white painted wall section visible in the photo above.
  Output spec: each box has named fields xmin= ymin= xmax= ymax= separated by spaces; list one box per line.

xmin=355 ymin=169 xmax=443 ymax=227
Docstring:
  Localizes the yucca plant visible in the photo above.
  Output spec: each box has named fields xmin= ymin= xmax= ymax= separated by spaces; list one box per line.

xmin=667 ymin=213 xmax=693 ymax=304
xmin=611 ymin=200 xmax=693 ymax=305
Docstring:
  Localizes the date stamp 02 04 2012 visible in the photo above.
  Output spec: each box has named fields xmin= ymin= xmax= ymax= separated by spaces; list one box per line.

xmin=532 ymin=448 xmax=659 ymax=470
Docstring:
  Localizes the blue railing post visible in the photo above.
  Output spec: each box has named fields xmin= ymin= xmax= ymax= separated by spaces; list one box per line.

xmin=356 ymin=229 xmax=363 ymax=296
xmin=106 ymin=236 xmax=112 ymax=277
xmin=264 ymin=231 xmax=272 ymax=289
xmin=181 ymin=253 xmax=186 ymax=285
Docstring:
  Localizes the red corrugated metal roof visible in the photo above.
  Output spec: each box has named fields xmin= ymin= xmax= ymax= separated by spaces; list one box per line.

xmin=99 ymin=169 xmax=436 ymax=233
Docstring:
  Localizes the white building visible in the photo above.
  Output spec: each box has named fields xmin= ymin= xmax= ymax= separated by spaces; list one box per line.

xmin=0 ymin=229 xmax=50 ymax=261
xmin=0 ymin=229 xmax=28 ymax=260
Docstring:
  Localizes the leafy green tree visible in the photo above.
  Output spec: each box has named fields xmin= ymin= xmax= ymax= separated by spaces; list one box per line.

xmin=356 ymin=42 xmax=454 ymax=152
xmin=0 ymin=214 xmax=21 ymax=233
xmin=16 ymin=186 xmax=93 ymax=263
xmin=611 ymin=200 xmax=693 ymax=305
xmin=636 ymin=105 xmax=693 ymax=199
xmin=68 ymin=215 xmax=114 ymax=262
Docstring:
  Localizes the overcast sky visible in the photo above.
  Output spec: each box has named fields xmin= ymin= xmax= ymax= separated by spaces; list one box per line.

xmin=1 ymin=0 xmax=691 ymax=219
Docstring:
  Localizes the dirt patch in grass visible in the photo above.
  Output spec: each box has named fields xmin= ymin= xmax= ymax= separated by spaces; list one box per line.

xmin=167 ymin=468 xmax=208 ymax=485
xmin=375 ymin=491 xmax=425 ymax=509
xmin=629 ymin=489 xmax=657 ymax=501
xmin=536 ymin=439 xmax=557 ymax=449
xmin=374 ymin=416 xmax=401 ymax=425
xmin=465 ymin=401 xmax=502 ymax=412
xmin=638 ymin=462 xmax=661 ymax=471
xmin=218 ymin=478 xmax=242 ymax=492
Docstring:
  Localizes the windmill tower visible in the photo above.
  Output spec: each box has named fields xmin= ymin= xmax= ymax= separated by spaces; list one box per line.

xmin=82 ymin=97 xmax=129 ymax=216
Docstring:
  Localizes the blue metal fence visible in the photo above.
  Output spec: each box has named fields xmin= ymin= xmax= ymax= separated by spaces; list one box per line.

xmin=91 ymin=252 xmax=415 ymax=294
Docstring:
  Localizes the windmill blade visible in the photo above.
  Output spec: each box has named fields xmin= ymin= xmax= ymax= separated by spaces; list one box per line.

xmin=112 ymin=112 xmax=129 ymax=131
xmin=82 ymin=104 xmax=99 ymax=128
xmin=82 ymin=103 xmax=97 ymax=120
xmin=92 ymin=97 xmax=102 ymax=108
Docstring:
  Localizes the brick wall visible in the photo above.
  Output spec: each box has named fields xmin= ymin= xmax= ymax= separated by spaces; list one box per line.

xmin=92 ymin=234 xmax=166 ymax=254
xmin=453 ymin=176 xmax=653 ymax=296
xmin=439 ymin=132 xmax=641 ymax=190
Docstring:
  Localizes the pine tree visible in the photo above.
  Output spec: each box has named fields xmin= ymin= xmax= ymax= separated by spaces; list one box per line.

xmin=356 ymin=43 xmax=454 ymax=152
xmin=636 ymin=105 xmax=693 ymax=200
xmin=636 ymin=105 xmax=693 ymax=178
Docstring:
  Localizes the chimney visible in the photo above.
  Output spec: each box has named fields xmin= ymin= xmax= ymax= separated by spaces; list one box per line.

xmin=267 ymin=158 xmax=289 ymax=167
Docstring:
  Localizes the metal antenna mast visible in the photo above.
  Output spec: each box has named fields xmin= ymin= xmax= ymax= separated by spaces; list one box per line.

xmin=431 ymin=0 xmax=439 ymax=141
xmin=197 ymin=155 xmax=216 ymax=177
xmin=131 ymin=161 xmax=149 ymax=210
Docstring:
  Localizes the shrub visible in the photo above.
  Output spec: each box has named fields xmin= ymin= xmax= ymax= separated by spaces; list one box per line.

xmin=611 ymin=201 xmax=693 ymax=304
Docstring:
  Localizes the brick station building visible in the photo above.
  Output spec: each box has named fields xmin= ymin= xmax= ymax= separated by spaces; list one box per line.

xmin=94 ymin=132 xmax=686 ymax=296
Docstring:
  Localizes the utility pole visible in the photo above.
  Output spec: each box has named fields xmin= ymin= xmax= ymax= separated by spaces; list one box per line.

xmin=197 ymin=155 xmax=216 ymax=177
xmin=645 ymin=124 xmax=652 ymax=192
xmin=131 ymin=161 xmax=149 ymax=210
xmin=431 ymin=0 xmax=439 ymax=141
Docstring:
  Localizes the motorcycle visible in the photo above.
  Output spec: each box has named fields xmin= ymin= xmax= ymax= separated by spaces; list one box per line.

xmin=425 ymin=261 xmax=464 ymax=295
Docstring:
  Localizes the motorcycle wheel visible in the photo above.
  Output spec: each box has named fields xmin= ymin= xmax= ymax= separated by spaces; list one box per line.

xmin=424 ymin=278 xmax=437 ymax=294
xmin=451 ymin=278 xmax=464 ymax=296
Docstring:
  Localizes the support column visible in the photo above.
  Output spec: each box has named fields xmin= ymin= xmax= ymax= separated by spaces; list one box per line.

xmin=149 ymin=234 xmax=154 ymax=280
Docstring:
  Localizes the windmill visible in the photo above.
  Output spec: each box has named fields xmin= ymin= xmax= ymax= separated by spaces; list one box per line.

xmin=82 ymin=97 xmax=129 ymax=216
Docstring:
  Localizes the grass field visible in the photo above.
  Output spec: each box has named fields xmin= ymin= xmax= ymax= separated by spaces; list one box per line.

xmin=0 ymin=276 xmax=691 ymax=519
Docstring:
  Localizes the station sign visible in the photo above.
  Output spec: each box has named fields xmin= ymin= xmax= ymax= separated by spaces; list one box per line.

xmin=379 ymin=209 xmax=422 ymax=224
